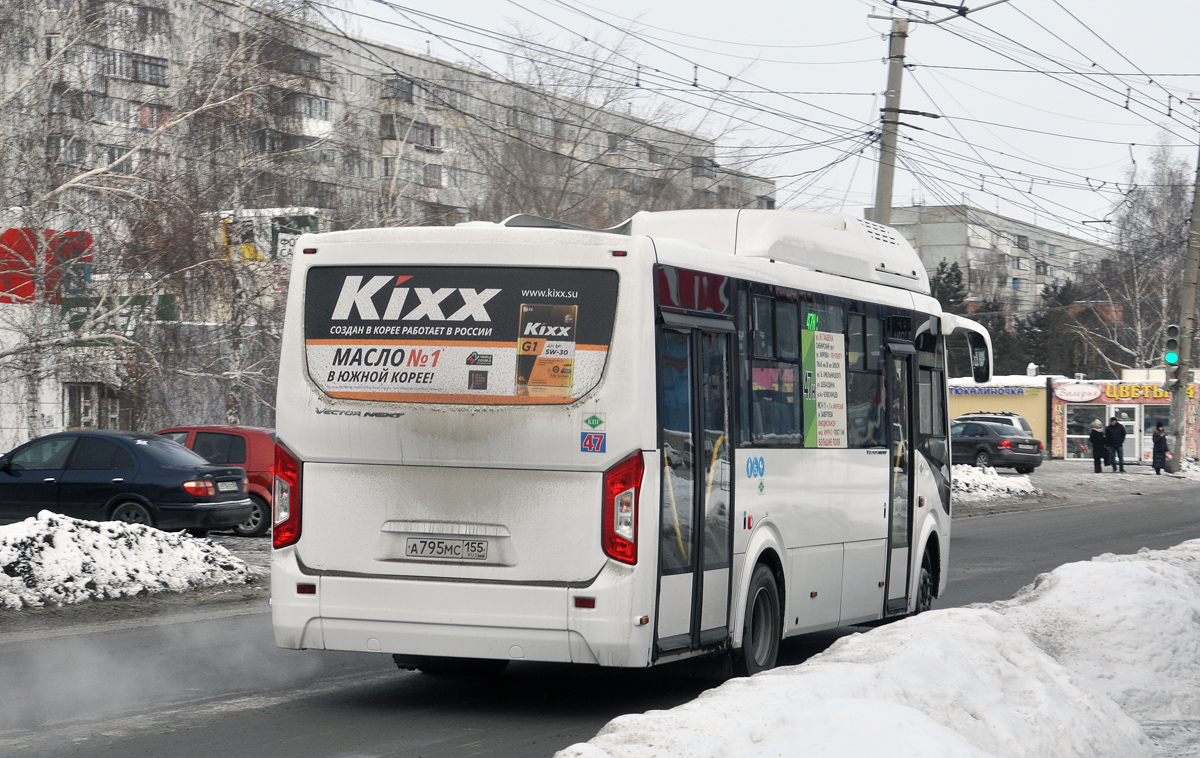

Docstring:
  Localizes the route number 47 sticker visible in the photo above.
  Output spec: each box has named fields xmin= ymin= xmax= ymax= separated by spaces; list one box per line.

xmin=581 ymin=432 xmax=607 ymax=453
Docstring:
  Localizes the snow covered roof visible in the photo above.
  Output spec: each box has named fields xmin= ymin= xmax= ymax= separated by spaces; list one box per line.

xmin=949 ymin=374 xmax=1067 ymax=388
xmin=624 ymin=209 xmax=931 ymax=295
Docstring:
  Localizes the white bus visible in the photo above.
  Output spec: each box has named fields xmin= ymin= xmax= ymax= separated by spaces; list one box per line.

xmin=270 ymin=209 xmax=993 ymax=674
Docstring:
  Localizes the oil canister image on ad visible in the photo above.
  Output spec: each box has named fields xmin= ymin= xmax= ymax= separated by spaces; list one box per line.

xmin=303 ymin=266 xmax=618 ymax=404
xmin=515 ymin=303 xmax=578 ymax=397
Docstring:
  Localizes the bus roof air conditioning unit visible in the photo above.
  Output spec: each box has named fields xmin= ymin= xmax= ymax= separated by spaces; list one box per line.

xmin=625 ymin=210 xmax=929 ymax=295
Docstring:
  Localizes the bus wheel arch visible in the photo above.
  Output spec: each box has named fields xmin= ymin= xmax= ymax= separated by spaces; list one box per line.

xmin=912 ymin=534 xmax=941 ymax=616
xmin=735 ymin=558 xmax=783 ymax=676
xmin=733 ymin=546 xmax=785 ymax=675
xmin=922 ymin=533 xmax=942 ymax=599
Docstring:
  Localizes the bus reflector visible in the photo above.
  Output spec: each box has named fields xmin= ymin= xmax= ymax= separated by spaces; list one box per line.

xmin=297 ymin=583 xmax=316 ymax=595
xmin=273 ymin=442 xmax=302 ymax=549
xmin=602 ymin=451 xmax=644 ymax=564
xmin=574 ymin=597 xmax=596 ymax=608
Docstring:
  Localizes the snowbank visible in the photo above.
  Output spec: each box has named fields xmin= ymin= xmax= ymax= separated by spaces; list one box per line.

xmin=560 ymin=609 xmax=1150 ymax=758
xmin=952 ymin=464 xmax=1040 ymax=500
xmin=1175 ymin=459 xmax=1200 ymax=482
xmin=560 ymin=540 xmax=1200 ymax=758
xmin=995 ymin=541 xmax=1200 ymax=754
xmin=0 ymin=511 xmax=251 ymax=609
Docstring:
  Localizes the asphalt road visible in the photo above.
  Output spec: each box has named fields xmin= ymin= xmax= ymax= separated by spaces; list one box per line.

xmin=3 ymin=477 xmax=1199 ymax=758
xmin=941 ymin=469 xmax=1200 ymax=608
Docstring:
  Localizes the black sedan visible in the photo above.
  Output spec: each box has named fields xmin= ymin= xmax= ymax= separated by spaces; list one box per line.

xmin=951 ymin=420 xmax=1044 ymax=473
xmin=0 ymin=431 xmax=253 ymax=534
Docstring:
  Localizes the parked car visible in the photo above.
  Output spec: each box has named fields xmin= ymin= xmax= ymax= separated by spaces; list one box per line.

xmin=155 ymin=426 xmax=275 ymax=537
xmin=954 ymin=411 xmax=1034 ymax=436
xmin=0 ymin=431 xmax=252 ymax=533
xmin=951 ymin=420 xmax=1044 ymax=473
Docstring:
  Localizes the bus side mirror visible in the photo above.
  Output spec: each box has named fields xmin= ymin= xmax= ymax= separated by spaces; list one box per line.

xmin=943 ymin=314 xmax=994 ymax=384
xmin=966 ymin=331 xmax=992 ymax=384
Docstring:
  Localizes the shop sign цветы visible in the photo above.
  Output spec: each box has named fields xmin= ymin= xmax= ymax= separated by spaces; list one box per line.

xmin=304 ymin=266 xmax=618 ymax=404
xmin=1101 ymin=383 xmax=1195 ymax=401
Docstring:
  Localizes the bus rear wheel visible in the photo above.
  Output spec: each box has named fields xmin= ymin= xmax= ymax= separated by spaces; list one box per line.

xmin=735 ymin=563 xmax=781 ymax=676
xmin=914 ymin=551 xmax=935 ymax=615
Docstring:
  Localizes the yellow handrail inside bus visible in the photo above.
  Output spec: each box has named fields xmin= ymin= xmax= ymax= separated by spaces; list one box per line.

xmin=664 ymin=455 xmax=688 ymax=561
xmin=703 ymin=434 xmax=726 ymax=520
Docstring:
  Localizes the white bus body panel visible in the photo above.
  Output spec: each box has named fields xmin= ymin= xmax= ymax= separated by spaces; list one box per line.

xmin=272 ymin=228 xmax=662 ymax=667
xmin=272 ymin=219 xmax=963 ymax=666
xmin=654 ymin=238 xmax=931 ymax=647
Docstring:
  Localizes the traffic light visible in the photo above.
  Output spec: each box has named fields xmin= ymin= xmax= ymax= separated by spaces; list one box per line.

xmin=1166 ymin=364 xmax=1183 ymax=390
xmin=1164 ymin=324 xmax=1181 ymax=366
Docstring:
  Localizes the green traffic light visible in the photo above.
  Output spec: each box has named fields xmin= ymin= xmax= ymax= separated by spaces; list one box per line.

xmin=1166 ymin=351 xmax=1180 ymax=365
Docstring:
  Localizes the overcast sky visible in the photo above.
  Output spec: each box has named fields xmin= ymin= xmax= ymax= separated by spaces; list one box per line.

xmin=332 ymin=0 xmax=1200 ymax=244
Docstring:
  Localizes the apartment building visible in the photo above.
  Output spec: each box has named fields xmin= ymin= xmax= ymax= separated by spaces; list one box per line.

xmin=865 ymin=205 xmax=1112 ymax=314
xmin=0 ymin=0 xmax=776 ymax=448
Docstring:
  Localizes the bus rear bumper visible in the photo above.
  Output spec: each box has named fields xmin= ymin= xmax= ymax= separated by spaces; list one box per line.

xmin=271 ymin=550 xmax=656 ymax=667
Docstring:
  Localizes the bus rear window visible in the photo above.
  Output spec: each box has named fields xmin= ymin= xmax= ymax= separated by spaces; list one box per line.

xmin=303 ymin=266 xmax=619 ymax=404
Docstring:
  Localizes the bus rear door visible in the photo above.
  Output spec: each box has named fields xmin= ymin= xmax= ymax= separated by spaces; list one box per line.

xmin=655 ymin=315 xmax=734 ymax=656
xmin=885 ymin=340 xmax=915 ymax=615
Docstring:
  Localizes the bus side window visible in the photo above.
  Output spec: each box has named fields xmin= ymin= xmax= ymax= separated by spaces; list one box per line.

xmin=932 ymin=369 xmax=946 ymax=437
xmin=847 ymin=367 xmax=886 ymax=448
xmin=752 ymin=296 xmax=774 ymax=359
xmin=776 ymin=301 xmax=798 ymax=362
xmin=918 ymin=370 xmax=934 ymax=437
xmin=865 ymin=316 xmax=884 ymax=372
xmin=847 ymin=313 xmax=865 ymax=371
xmin=848 ymin=314 xmax=886 ymax=448
xmin=737 ymin=286 xmax=752 ymax=446
xmin=804 ymin=299 xmax=844 ymax=334
xmin=749 ymin=294 xmax=802 ymax=446
xmin=750 ymin=361 xmax=802 ymax=445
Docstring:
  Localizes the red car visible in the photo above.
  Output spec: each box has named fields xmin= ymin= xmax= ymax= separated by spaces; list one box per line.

xmin=155 ymin=426 xmax=275 ymax=537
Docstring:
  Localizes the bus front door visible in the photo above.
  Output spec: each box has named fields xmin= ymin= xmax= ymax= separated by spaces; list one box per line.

xmin=885 ymin=349 xmax=915 ymax=615
xmin=656 ymin=326 xmax=733 ymax=656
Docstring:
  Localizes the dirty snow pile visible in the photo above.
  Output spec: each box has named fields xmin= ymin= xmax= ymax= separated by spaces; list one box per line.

xmin=0 ymin=511 xmax=251 ymax=609
xmin=1174 ymin=459 xmax=1200 ymax=482
xmin=952 ymin=464 xmax=1040 ymax=501
xmin=560 ymin=539 xmax=1200 ymax=758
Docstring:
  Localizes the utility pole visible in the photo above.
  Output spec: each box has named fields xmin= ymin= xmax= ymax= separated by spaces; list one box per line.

xmin=1166 ymin=130 xmax=1200 ymax=472
xmin=868 ymin=1 xmax=1012 ymax=227
xmin=872 ymin=17 xmax=908 ymax=228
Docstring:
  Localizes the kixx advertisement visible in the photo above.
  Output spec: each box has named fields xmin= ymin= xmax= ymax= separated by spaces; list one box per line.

xmin=303 ymin=266 xmax=619 ymax=404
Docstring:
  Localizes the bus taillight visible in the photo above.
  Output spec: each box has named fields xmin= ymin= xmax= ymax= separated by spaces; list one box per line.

xmin=273 ymin=442 xmax=302 ymax=549
xmin=602 ymin=452 xmax=644 ymax=565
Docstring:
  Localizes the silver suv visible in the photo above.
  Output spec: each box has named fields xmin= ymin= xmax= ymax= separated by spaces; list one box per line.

xmin=954 ymin=412 xmax=1034 ymax=436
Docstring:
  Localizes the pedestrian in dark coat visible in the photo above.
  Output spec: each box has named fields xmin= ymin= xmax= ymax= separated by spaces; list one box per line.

xmin=1089 ymin=419 xmax=1108 ymax=473
xmin=1152 ymin=423 xmax=1169 ymax=475
xmin=1105 ymin=417 xmax=1127 ymax=472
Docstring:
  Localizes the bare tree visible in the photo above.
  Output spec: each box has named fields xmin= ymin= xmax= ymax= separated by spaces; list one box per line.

xmin=1063 ymin=143 xmax=1190 ymax=374
xmin=0 ymin=0 xmax=331 ymax=441
xmin=457 ymin=28 xmax=748 ymax=228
